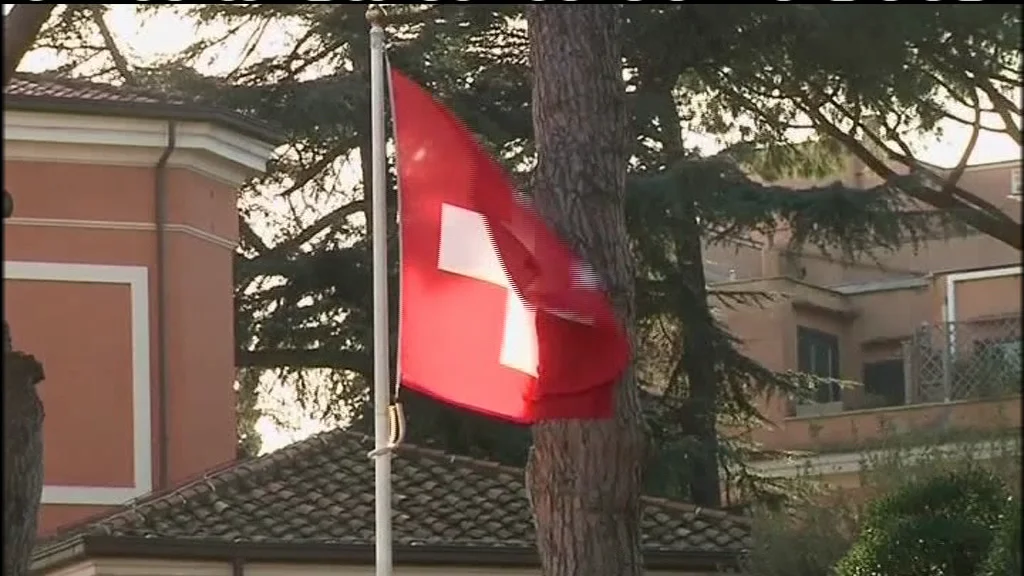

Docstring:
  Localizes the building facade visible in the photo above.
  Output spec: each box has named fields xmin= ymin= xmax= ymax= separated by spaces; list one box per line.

xmin=706 ymin=156 xmax=1022 ymax=485
xmin=3 ymin=75 xmax=280 ymax=533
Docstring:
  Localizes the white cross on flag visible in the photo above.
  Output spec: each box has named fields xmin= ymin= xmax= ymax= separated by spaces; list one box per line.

xmin=390 ymin=70 xmax=630 ymax=423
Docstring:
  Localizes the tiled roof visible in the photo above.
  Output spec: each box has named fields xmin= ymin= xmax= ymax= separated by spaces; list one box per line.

xmin=40 ymin=429 xmax=750 ymax=559
xmin=5 ymin=74 xmax=179 ymax=105
xmin=5 ymin=73 xmax=283 ymax=144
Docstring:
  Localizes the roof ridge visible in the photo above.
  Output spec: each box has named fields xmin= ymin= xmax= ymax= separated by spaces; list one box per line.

xmin=640 ymin=495 xmax=752 ymax=525
xmin=41 ymin=426 xmax=366 ymax=542
xmin=7 ymin=72 xmax=188 ymax=104
xmin=41 ymin=425 xmax=750 ymax=547
xmin=4 ymin=71 xmax=285 ymax=145
xmin=395 ymin=441 xmax=528 ymax=478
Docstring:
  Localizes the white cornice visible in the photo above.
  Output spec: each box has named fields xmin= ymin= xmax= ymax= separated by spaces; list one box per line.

xmin=3 ymin=110 xmax=278 ymax=188
xmin=5 ymin=217 xmax=238 ymax=251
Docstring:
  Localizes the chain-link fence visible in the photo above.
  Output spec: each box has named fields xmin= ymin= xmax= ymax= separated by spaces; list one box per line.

xmin=904 ymin=314 xmax=1022 ymax=404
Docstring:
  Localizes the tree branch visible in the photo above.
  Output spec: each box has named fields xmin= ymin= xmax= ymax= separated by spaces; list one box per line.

xmin=238 ymin=199 xmax=365 ymax=283
xmin=266 ymin=198 xmax=363 ymax=256
xmin=89 ymin=6 xmax=134 ymax=84
xmin=924 ymin=69 xmax=976 ymax=110
xmin=238 ymin=214 xmax=269 ymax=253
xmin=944 ymin=55 xmax=1023 ymax=147
xmin=822 ymin=95 xmax=1015 ymax=227
xmin=226 ymin=17 xmax=272 ymax=82
xmin=942 ymin=95 xmax=983 ymax=197
xmin=3 ymin=4 xmax=55 ymax=86
xmin=275 ymin=141 xmax=352 ymax=198
xmin=977 ymin=76 xmax=1023 ymax=146
xmin=802 ymin=105 xmax=1021 ymax=250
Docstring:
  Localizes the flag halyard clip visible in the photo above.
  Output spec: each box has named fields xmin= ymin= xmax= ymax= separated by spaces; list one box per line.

xmin=367 ymin=402 xmax=406 ymax=459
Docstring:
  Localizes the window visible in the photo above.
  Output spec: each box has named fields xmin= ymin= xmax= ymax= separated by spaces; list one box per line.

xmin=862 ymin=359 xmax=906 ymax=408
xmin=1012 ymin=168 xmax=1021 ymax=201
xmin=797 ymin=326 xmax=841 ymax=403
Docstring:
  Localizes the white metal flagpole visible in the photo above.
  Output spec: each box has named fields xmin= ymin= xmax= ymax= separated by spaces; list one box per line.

xmin=366 ymin=7 xmax=393 ymax=576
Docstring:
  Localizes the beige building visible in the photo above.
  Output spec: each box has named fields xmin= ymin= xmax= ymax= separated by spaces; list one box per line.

xmin=706 ymin=156 xmax=1022 ymax=486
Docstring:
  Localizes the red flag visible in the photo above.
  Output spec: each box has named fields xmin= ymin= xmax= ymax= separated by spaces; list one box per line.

xmin=391 ymin=69 xmax=630 ymax=423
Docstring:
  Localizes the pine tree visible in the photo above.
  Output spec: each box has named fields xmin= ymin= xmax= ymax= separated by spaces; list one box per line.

xmin=25 ymin=0 xmax=1022 ymax=516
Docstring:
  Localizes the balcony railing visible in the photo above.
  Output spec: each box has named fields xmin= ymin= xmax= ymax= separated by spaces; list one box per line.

xmin=903 ymin=314 xmax=1022 ymax=405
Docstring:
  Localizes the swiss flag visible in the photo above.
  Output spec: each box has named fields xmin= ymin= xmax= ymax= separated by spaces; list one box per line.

xmin=390 ymin=69 xmax=630 ymax=423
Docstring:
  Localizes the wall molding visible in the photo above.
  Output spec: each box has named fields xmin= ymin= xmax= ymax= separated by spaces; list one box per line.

xmin=4 ymin=261 xmax=153 ymax=506
xmin=5 ymin=216 xmax=238 ymax=251
xmin=747 ymin=438 xmax=1018 ymax=479
xmin=3 ymin=110 xmax=277 ymax=188
xmin=45 ymin=559 xmax=228 ymax=576
xmin=944 ymin=265 xmax=1022 ymax=325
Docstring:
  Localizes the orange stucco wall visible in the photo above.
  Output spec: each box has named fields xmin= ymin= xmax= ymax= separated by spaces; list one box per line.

xmin=37 ymin=505 xmax=114 ymax=535
xmin=755 ymin=397 xmax=1020 ymax=452
xmin=705 ymin=161 xmax=1021 ymax=288
xmin=4 ymin=159 xmax=241 ymax=534
xmin=6 ymin=280 xmax=136 ymax=487
xmin=718 ymin=268 xmax=1021 ymax=455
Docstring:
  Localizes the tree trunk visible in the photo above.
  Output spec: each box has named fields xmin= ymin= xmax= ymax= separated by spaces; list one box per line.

xmin=648 ymin=89 xmax=722 ymax=508
xmin=675 ymin=228 xmax=722 ymax=508
xmin=3 ymin=324 xmax=46 ymax=576
xmin=526 ymin=7 xmax=647 ymax=576
xmin=4 ymin=9 xmax=58 ymax=575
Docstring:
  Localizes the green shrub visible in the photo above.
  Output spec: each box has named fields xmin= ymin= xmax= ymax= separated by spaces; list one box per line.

xmin=739 ymin=490 xmax=859 ymax=576
xmin=834 ymin=467 xmax=1008 ymax=576
xmin=858 ymin=428 xmax=1021 ymax=499
xmin=977 ymin=497 xmax=1022 ymax=576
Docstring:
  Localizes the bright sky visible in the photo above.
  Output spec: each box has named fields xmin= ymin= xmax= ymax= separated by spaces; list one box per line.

xmin=17 ymin=5 xmax=1022 ymax=169
xmin=11 ymin=6 xmax=1022 ymax=452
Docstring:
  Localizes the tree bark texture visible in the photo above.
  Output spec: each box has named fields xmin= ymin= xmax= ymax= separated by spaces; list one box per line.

xmin=526 ymin=7 xmax=647 ymax=576
xmin=3 ymin=324 xmax=46 ymax=576
xmin=4 ymin=10 xmax=56 ymax=575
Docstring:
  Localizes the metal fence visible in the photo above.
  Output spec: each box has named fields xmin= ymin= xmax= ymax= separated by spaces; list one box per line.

xmin=904 ymin=314 xmax=1022 ymax=405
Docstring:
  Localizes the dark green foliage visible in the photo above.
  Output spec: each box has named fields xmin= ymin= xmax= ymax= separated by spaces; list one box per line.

xmin=235 ymin=369 xmax=263 ymax=460
xmin=978 ymin=497 xmax=1022 ymax=576
xmin=30 ymin=5 xmax=1021 ymax=502
xmin=745 ymin=438 xmax=1022 ymax=576
xmin=834 ymin=468 xmax=1010 ymax=576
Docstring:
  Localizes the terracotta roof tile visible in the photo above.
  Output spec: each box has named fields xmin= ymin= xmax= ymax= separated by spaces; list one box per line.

xmin=44 ymin=429 xmax=750 ymax=555
xmin=5 ymin=74 xmax=185 ymax=105
xmin=4 ymin=73 xmax=284 ymax=144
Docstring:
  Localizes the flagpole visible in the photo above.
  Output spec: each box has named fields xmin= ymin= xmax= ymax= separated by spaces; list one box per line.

xmin=367 ymin=7 xmax=393 ymax=576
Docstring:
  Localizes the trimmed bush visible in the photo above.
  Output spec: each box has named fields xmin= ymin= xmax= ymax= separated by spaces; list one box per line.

xmin=834 ymin=467 xmax=1008 ymax=576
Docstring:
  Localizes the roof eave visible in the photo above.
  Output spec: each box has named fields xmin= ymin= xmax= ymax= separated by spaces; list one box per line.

xmin=31 ymin=535 xmax=744 ymax=574
xmin=4 ymin=94 xmax=287 ymax=147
